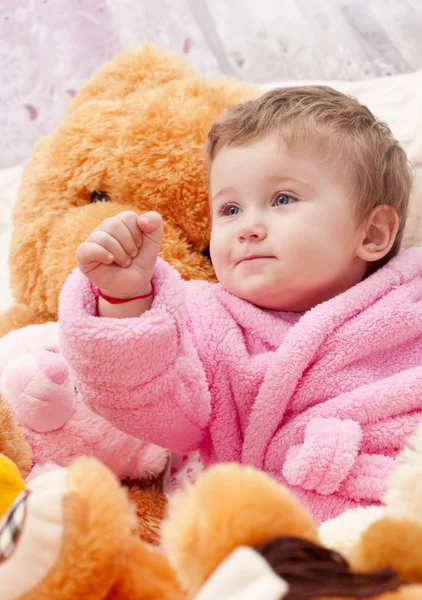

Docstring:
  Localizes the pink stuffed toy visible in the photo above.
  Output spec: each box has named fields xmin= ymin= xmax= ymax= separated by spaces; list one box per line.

xmin=0 ymin=322 xmax=168 ymax=480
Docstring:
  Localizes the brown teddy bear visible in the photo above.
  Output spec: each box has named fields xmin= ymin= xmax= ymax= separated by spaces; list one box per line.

xmin=0 ymin=43 xmax=258 ymax=337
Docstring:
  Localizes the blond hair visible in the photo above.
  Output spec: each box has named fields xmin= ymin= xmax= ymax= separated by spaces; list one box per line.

xmin=206 ymin=86 xmax=413 ymax=264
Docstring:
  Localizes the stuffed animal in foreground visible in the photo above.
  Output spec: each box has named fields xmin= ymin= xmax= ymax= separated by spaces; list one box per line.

xmin=0 ymin=454 xmax=25 ymax=517
xmin=1 ymin=425 xmax=421 ymax=599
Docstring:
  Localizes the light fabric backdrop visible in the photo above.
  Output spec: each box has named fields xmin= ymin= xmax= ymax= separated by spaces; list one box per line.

xmin=1 ymin=0 xmax=422 ymax=169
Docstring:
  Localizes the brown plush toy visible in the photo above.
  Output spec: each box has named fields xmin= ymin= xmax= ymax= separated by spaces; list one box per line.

xmin=0 ymin=43 xmax=258 ymax=338
xmin=1 ymin=425 xmax=421 ymax=599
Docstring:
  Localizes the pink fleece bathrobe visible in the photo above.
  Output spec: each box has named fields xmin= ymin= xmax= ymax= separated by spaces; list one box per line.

xmin=59 ymin=248 xmax=422 ymax=522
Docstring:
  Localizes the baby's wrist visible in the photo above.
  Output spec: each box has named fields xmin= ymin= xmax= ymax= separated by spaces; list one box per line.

xmin=97 ymin=284 xmax=154 ymax=318
xmin=98 ymin=283 xmax=153 ymax=302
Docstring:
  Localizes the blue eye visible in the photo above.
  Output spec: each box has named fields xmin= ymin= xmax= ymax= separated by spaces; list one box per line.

xmin=221 ymin=204 xmax=241 ymax=216
xmin=274 ymin=193 xmax=297 ymax=206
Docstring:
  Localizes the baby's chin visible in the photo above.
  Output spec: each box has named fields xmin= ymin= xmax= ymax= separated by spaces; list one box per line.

xmin=222 ymin=282 xmax=292 ymax=311
xmin=224 ymin=280 xmax=322 ymax=313
xmin=217 ymin=266 xmax=324 ymax=311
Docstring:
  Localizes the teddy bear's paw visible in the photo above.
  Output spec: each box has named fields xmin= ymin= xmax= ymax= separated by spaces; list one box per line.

xmin=0 ymin=351 xmax=76 ymax=433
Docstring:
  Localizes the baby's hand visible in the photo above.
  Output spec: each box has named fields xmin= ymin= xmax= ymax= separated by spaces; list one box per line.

xmin=76 ymin=211 xmax=163 ymax=299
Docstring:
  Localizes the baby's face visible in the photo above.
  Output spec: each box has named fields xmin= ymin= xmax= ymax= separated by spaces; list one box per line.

xmin=209 ymin=133 xmax=368 ymax=311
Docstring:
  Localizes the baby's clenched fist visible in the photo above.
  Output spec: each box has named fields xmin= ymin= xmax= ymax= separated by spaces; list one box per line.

xmin=76 ymin=211 xmax=163 ymax=300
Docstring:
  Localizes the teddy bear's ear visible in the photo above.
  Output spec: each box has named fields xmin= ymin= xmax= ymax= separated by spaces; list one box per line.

xmin=161 ymin=463 xmax=318 ymax=595
xmin=66 ymin=43 xmax=196 ymax=114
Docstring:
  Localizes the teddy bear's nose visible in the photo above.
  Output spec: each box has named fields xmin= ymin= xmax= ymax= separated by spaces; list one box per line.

xmin=90 ymin=190 xmax=110 ymax=203
xmin=35 ymin=351 xmax=69 ymax=385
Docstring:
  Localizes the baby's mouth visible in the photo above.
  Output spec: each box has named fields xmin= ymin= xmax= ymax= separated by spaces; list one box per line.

xmin=237 ymin=255 xmax=276 ymax=265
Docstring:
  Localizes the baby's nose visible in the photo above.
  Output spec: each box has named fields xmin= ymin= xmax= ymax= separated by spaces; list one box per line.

xmin=238 ymin=225 xmax=267 ymax=242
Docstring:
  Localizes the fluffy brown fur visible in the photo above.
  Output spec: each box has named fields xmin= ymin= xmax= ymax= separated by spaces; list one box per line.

xmin=125 ymin=476 xmax=167 ymax=546
xmin=0 ymin=393 xmax=32 ymax=478
xmin=161 ymin=464 xmax=319 ymax=595
xmin=351 ymin=518 xmax=422 ymax=585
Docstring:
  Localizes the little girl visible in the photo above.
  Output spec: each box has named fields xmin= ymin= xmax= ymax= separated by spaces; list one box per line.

xmin=59 ymin=86 xmax=422 ymax=522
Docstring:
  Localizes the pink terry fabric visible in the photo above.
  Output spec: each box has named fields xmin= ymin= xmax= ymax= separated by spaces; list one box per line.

xmin=59 ymin=248 xmax=422 ymax=523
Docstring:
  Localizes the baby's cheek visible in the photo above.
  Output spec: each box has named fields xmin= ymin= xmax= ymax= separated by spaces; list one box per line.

xmin=208 ymin=251 xmax=226 ymax=283
xmin=211 ymin=241 xmax=230 ymax=266
xmin=289 ymin=227 xmax=338 ymax=278
xmin=287 ymin=222 xmax=323 ymax=258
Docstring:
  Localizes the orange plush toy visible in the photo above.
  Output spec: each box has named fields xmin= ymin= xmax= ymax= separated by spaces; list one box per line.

xmin=1 ymin=425 xmax=421 ymax=599
xmin=0 ymin=44 xmax=258 ymax=337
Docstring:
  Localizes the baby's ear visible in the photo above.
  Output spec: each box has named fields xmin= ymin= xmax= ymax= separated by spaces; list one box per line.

xmin=357 ymin=205 xmax=399 ymax=263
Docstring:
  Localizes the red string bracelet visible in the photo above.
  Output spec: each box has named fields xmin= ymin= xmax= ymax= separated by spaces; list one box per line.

xmin=98 ymin=284 xmax=154 ymax=304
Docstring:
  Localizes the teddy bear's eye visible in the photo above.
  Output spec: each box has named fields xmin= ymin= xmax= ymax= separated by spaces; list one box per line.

xmin=201 ymin=245 xmax=211 ymax=261
xmin=90 ymin=190 xmax=110 ymax=203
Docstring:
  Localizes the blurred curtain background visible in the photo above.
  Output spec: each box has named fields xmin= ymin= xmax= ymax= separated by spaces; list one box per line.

xmin=1 ymin=0 xmax=422 ymax=168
